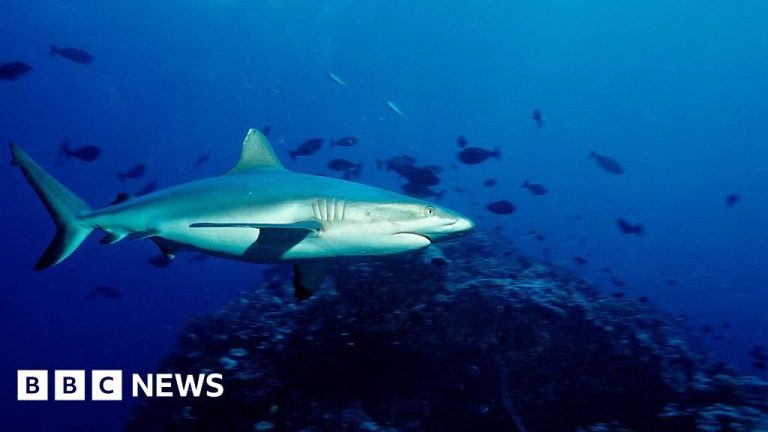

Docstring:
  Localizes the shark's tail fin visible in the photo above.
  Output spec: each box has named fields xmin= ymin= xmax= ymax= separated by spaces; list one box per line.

xmin=9 ymin=142 xmax=93 ymax=270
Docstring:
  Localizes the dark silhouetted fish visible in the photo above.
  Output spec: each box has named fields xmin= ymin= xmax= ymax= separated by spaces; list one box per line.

xmin=667 ymin=279 xmax=678 ymax=286
xmin=119 ymin=164 xmax=147 ymax=181
xmin=610 ymin=291 xmax=625 ymax=298
xmin=331 ymin=137 xmax=358 ymax=147
xmin=60 ymin=138 xmax=101 ymax=162
xmin=572 ymin=256 xmax=588 ymax=265
xmin=528 ymin=230 xmax=546 ymax=241
xmin=147 ymin=254 xmax=172 ymax=268
xmin=376 ymin=154 xmax=416 ymax=174
xmin=262 ymin=125 xmax=271 ymax=136
xmin=423 ymin=164 xmax=443 ymax=174
xmin=522 ymin=180 xmax=548 ymax=196
xmin=458 ymin=147 xmax=500 ymax=165
xmin=194 ymin=154 xmax=209 ymax=169
xmin=483 ymin=178 xmax=497 ymax=187
xmin=327 ymin=158 xmax=362 ymax=179
xmin=50 ymin=44 xmax=93 ymax=64
xmin=290 ymin=138 xmax=323 ymax=160
xmin=531 ymin=109 xmax=543 ymax=129
xmin=457 ymin=135 xmax=468 ymax=148
xmin=401 ymin=182 xmax=443 ymax=200
xmin=486 ymin=200 xmax=515 ymax=215
xmin=135 ymin=181 xmax=158 ymax=196
xmin=402 ymin=166 xmax=441 ymax=186
xmin=701 ymin=324 xmax=714 ymax=334
xmin=611 ymin=277 xmax=625 ymax=287
xmin=753 ymin=361 xmax=768 ymax=371
xmin=617 ymin=218 xmax=644 ymax=236
xmin=589 ymin=151 xmax=624 ymax=175
xmin=86 ymin=284 xmax=121 ymax=299
xmin=0 ymin=62 xmax=32 ymax=80
xmin=725 ymin=193 xmax=741 ymax=208
xmin=638 ymin=296 xmax=649 ymax=303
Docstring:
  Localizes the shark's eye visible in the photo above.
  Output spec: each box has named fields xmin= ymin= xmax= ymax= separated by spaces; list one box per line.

xmin=424 ymin=206 xmax=437 ymax=217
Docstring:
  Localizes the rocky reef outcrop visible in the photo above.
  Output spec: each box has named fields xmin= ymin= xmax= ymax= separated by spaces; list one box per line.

xmin=125 ymin=230 xmax=768 ymax=432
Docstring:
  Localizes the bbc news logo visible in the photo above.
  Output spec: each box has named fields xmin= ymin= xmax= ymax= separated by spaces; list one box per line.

xmin=18 ymin=370 xmax=223 ymax=401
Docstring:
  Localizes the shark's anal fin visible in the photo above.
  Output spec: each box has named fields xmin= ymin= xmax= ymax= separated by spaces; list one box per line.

xmin=292 ymin=261 xmax=332 ymax=301
xmin=226 ymin=128 xmax=284 ymax=174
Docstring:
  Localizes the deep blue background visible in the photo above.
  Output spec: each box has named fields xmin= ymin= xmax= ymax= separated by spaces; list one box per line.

xmin=1 ymin=1 xmax=767 ymax=430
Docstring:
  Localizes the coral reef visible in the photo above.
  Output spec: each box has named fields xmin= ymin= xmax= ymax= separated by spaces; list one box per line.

xmin=125 ymin=230 xmax=768 ymax=432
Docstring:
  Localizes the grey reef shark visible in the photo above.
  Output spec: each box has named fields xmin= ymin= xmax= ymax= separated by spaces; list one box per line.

xmin=10 ymin=129 xmax=474 ymax=299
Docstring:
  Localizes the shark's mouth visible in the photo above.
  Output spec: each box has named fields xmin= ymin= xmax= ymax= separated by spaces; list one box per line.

xmin=395 ymin=232 xmax=432 ymax=243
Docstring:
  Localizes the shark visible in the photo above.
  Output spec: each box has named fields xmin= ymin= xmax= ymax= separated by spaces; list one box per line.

xmin=10 ymin=129 xmax=474 ymax=299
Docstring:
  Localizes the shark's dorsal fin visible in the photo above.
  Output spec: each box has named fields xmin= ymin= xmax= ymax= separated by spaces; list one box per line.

xmin=226 ymin=128 xmax=284 ymax=174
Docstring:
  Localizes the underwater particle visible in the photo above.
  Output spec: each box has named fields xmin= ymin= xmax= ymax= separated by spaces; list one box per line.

xmin=458 ymin=146 xmax=501 ymax=165
xmin=486 ymin=200 xmax=515 ymax=215
xmin=616 ymin=218 xmax=645 ymax=236
xmin=50 ymin=44 xmax=94 ymax=64
xmin=119 ymin=164 xmax=147 ymax=181
xmin=194 ymin=154 xmax=209 ymax=169
xmin=386 ymin=100 xmax=408 ymax=119
xmin=572 ymin=256 xmax=587 ymax=265
xmin=289 ymin=138 xmax=323 ymax=160
xmin=530 ymin=108 xmax=543 ymax=129
xmin=330 ymin=136 xmax=358 ymax=147
xmin=327 ymin=71 xmax=348 ymax=87
xmin=86 ymin=285 xmax=121 ymax=299
xmin=483 ymin=178 xmax=497 ymax=187
xmin=725 ymin=193 xmax=741 ymax=208
xmin=0 ymin=61 xmax=32 ymax=80
xmin=229 ymin=348 xmax=248 ymax=358
xmin=522 ymin=180 xmax=548 ymax=196
xmin=218 ymin=356 xmax=238 ymax=370
xmin=589 ymin=151 xmax=624 ymax=175
xmin=59 ymin=138 xmax=101 ymax=162
xmin=253 ymin=420 xmax=274 ymax=431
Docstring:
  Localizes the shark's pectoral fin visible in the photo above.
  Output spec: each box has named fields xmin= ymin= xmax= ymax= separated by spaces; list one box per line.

xmin=226 ymin=128 xmax=285 ymax=174
xmin=292 ymin=261 xmax=332 ymax=301
xmin=150 ymin=237 xmax=180 ymax=261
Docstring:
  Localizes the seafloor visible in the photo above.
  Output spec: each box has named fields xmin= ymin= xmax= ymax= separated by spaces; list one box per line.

xmin=125 ymin=229 xmax=768 ymax=432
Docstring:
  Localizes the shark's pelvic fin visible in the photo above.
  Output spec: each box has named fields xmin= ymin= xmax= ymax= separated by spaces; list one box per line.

xmin=9 ymin=142 xmax=94 ymax=270
xmin=292 ymin=261 xmax=332 ymax=300
xmin=226 ymin=128 xmax=284 ymax=174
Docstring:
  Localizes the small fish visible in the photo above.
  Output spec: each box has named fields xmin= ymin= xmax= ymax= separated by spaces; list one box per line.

xmin=486 ymin=200 xmax=515 ymax=215
xmin=135 ymin=181 xmax=158 ymax=196
xmin=725 ymin=193 xmax=741 ymax=208
xmin=457 ymin=136 xmax=468 ymax=148
xmin=483 ymin=178 xmax=497 ymax=187
xmin=327 ymin=158 xmax=362 ymax=179
xmin=376 ymin=154 xmax=417 ymax=174
xmin=611 ymin=277 xmax=625 ymax=287
xmin=386 ymin=100 xmax=408 ymax=119
xmin=0 ymin=62 xmax=32 ymax=80
xmin=522 ymin=180 xmax=548 ymax=196
xmin=530 ymin=109 xmax=543 ymax=129
xmin=194 ymin=154 xmax=209 ymax=169
xmin=147 ymin=255 xmax=172 ymax=268
xmin=753 ymin=361 xmax=768 ymax=371
xmin=327 ymin=71 xmax=348 ymax=87
xmin=290 ymin=138 xmax=323 ymax=160
xmin=637 ymin=296 xmax=649 ymax=303
xmin=617 ymin=218 xmax=645 ymax=236
xmin=589 ymin=151 xmax=624 ymax=175
xmin=402 ymin=166 xmax=441 ymax=186
xmin=528 ymin=230 xmax=545 ymax=241
xmin=119 ymin=164 xmax=147 ymax=181
xmin=86 ymin=285 xmax=121 ymax=299
xmin=667 ymin=279 xmax=678 ymax=286
xmin=423 ymin=164 xmax=443 ymax=174
xmin=458 ymin=147 xmax=500 ymax=165
xmin=331 ymin=137 xmax=358 ymax=147
xmin=610 ymin=291 xmax=625 ymax=298
xmin=572 ymin=256 xmax=588 ymax=265
xmin=50 ymin=44 xmax=94 ymax=64
xmin=262 ymin=125 xmax=272 ymax=136
xmin=60 ymin=138 xmax=101 ymax=162
xmin=674 ymin=314 xmax=689 ymax=323
xmin=701 ymin=324 xmax=713 ymax=334
xmin=401 ymin=182 xmax=443 ymax=200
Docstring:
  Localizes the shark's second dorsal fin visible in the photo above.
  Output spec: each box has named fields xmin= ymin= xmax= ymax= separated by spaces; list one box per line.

xmin=226 ymin=128 xmax=284 ymax=174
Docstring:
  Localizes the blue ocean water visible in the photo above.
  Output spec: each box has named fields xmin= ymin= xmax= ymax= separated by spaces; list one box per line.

xmin=1 ymin=1 xmax=767 ymax=430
